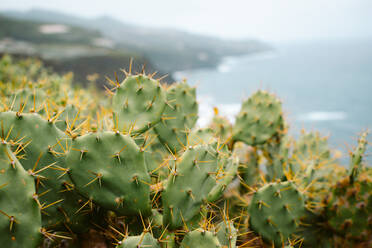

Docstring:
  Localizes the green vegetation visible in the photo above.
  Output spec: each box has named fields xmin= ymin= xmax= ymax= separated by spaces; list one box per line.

xmin=0 ymin=55 xmax=370 ymax=247
xmin=0 ymin=16 xmax=100 ymax=45
xmin=0 ymin=15 xmax=163 ymax=84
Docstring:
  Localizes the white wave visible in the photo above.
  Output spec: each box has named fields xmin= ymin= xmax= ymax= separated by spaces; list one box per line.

xmin=216 ymin=103 xmax=241 ymax=123
xmin=196 ymin=94 xmax=240 ymax=127
xmin=196 ymin=94 xmax=215 ymax=127
xmin=217 ymin=64 xmax=231 ymax=73
xmin=174 ymin=50 xmax=277 ymax=79
xmin=297 ymin=111 xmax=347 ymax=121
xmin=217 ymin=56 xmax=238 ymax=73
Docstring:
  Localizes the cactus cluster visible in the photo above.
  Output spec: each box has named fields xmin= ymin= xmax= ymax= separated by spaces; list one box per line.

xmin=0 ymin=55 xmax=370 ymax=248
xmin=325 ymin=132 xmax=371 ymax=241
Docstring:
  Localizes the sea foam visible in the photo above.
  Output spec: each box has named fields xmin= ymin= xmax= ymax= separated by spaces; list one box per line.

xmin=297 ymin=111 xmax=347 ymax=121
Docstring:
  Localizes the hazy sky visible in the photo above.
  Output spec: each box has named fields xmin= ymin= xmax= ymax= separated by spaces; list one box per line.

xmin=1 ymin=0 xmax=372 ymax=41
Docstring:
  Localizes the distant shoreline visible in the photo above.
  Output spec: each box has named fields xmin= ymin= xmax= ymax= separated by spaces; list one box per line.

xmin=173 ymin=48 xmax=275 ymax=81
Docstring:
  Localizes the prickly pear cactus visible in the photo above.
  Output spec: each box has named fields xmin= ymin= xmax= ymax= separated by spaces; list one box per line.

xmin=248 ymin=181 xmax=306 ymax=247
xmin=162 ymin=144 xmax=237 ymax=229
xmin=8 ymin=88 xmax=46 ymax=113
xmin=0 ymin=111 xmax=88 ymax=231
xmin=326 ymin=132 xmax=372 ymax=241
xmin=236 ymin=144 xmax=260 ymax=187
xmin=188 ymin=128 xmax=216 ymax=146
xmin=293 ymin=131 xmax=330 ymax=162
xmin=0 ymin=112 xmax=68 ymax=172
xmin=154 ymin=81 xmax=198 ymax=154
xmin=291 ymin=131 xmax=331 ymax=175
xmin=207 ymin=155 xmax=239 ymax=202
xmin=180 ymin=229 xmax=221 ymax=248
xmin=349 ymin=131 xmax=368 ymax=184
xmin=216 ymin=220 xmax=237 ymax=248
xmin=326 ymin=173 xmax=372 ymax=241
xmin=1 ymin=56 xmax=371 ymax=247
xmin=289 ymin=131 xmax=342 ymax=206
xmin=117 ymin=232 xmax=160 ymax=248
xmin=232 ymin=90 xmax=284 ymax=146
xmin=0 ymin=142 xmax=42 ymax=247
xmin=112 ymin=74 xmax=166 ymax=134
xmin=160 ymin=231 xmax=176 ymax=248
xmin=209 ymin=108 xmax=232 ymax=143
xmin=55 ymin=104 xmax=81 ymax=132
xmin=66 ymin=131 xmax=151 ymax=216
xmin=262 ymin=135 xmax=289 ymax=181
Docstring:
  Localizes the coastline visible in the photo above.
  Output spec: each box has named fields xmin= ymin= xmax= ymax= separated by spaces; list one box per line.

xmin=173 ymin=49 xmax=276 ymax=81
xmin=172 ymin=39 xmax=372 ymax=165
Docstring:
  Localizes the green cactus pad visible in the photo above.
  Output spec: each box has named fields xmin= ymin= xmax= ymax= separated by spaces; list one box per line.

xmin=293 ymin=132 xmax=331 ymax=179
xmin=0 ymin=111 xmax=89 ymax=231
xmin=117 ymin=232 xmax=160 ymax=248
xmin=8 ymin=88 xmax=46 ymax=113
xmin=112 ymin=75 xmax=166 ymax=134
xmin=290 ymin=131 xmax=343 ymax=205
xmin=293 ymin=131 xmax=330 ymax=162
xmin=262 ymin=135 xmax=292 ymax=181
xmin=326 ymin=134 xmax=371 ymax=241
xmin=162 ymin=144 xmax=237 ymax=229
xmin=188 ymin=128 xmax=216 ymax=146
xmin=180 ymin=229 xmax=221 ymax=248
xmin=236 ymin=145 xmax=260 ymax=187
xmin=326 ymin=174 xmax=372 ymax=240
xmin=216 ymin=220 xmax=237 ymax=248
xmin=154 ymin=81 xmax=198 ymax=154
xmin=207 ymin=155 xmax=239 ymax=202
xmin=349 ymin=131 xmax=368 ymax=184
xmin=248 ymin=181 xmax=305 ymax=247
xmin=0 ymin=142 xmax=42 ymax=247
xmin=55 ymin=104 xmax=82 ymax=132
xmin=160 ymin=231 xmax=176 ymax=248
xmin=66 ymin=131 xmax=151 ymax=216
xmin=232 ymin=90 xmax=284 ymax=146
xmin=209 ymin=111 xmax=232 ymax=143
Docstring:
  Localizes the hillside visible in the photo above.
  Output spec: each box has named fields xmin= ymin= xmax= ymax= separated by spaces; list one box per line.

xmin=2 ymin=9 xmax=270 ymax=72
xmin=0 ymin=15 xmax=169 ymax=85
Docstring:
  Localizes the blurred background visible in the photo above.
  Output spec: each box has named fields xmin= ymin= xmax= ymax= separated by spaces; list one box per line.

xmin=1 ymin=0 xmax=371 ymax=159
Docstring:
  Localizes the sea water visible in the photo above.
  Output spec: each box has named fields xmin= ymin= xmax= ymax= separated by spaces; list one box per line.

xmin=174 ymin=38 xmax=372 ymax=163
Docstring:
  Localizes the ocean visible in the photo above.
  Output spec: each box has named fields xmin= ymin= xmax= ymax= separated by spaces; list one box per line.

xmin=174 ymin=38 xmax=372 ymax=163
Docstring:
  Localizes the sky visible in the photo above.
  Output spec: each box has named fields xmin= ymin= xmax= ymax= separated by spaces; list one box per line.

xmin=1 ymin=0 xmax=372 ymax=42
